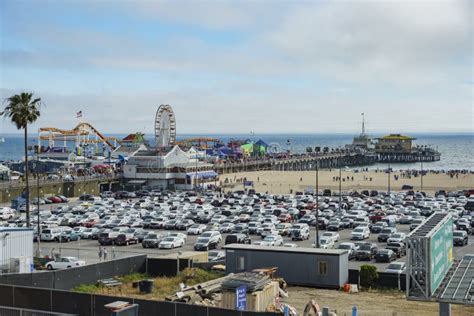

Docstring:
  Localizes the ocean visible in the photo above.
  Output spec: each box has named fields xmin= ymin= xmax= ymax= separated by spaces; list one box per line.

xmin=0 ymin=133 xmax=473 ymax=171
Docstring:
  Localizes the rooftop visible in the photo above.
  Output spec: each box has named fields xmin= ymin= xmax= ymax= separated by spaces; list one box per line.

xmin=378 ymin=134 xmax=416 ymax=141
xmin=224 ymin=244 xmax=348 ymax=256
xmin=439 ymin=255 xmax=474 ymax=305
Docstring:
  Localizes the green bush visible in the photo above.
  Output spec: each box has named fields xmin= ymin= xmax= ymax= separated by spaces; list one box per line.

xmin=360 ymin=264 xmax=378 ymax=289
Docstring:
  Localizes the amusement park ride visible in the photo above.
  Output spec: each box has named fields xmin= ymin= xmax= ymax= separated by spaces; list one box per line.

xmin=37 ymin=122 xmax=121 ymax=155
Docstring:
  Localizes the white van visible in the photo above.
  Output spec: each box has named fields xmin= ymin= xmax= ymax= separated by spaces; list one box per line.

xmin=0 ymin=207 xmax=15 ymax=220
xmin=40 ymin=228 xmax=62 ymax=241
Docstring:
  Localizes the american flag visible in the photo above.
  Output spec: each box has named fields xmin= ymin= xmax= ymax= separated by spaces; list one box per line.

xmin=76 ymin=111 xmax=82 ymax=118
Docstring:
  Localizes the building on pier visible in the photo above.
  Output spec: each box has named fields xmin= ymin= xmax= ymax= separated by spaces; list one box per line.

xmin=374 ymin=134 xmax=440 ymax=163
xmin=349 ymin=113 xmax=372 ymax=151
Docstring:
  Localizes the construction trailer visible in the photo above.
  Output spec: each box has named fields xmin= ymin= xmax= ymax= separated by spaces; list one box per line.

xmin=224 ymin=244 xmax=349 ymax=288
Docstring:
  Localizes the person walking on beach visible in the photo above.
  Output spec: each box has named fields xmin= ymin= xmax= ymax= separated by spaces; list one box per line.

xmin=98 ymin=247 xmax=103 ymax=262
xmin=103 ymin=248 xmax=108 ymax=261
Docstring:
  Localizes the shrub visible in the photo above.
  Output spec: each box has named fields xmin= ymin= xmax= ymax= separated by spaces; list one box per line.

xmin=360 ymin=264 xmax=378 ymax=289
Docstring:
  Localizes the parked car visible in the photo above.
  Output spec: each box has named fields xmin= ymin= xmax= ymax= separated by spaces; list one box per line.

xmin=115 ymin=233 xmax=138 ymax=246
xmin=225 ymin=233 xmax=251 ymax=245
xmin=142 ymin=233 xmax=162 ymax=248
xmin=45 ymin=257 xmax=86 ymax=270
xmin=159 ymin=237 xmax=185 ymax=249
xmin=351 ymin=226 xmax=370 ymax=240
xmin=355 ymin=243 xmax=378 ymax=261
xmin=262 ymin=234 xmax=284 ymax=246
xmin=208 ymin=250 xmax=225 ymax=262
xmin=453 ymin=230 xmax=468 ymax=246
xmin=187 ymin=224 xmax=206 ymax=235
xmin=386 ymin=242 xmax=406 ymax=258
xmin=318 ymin=237 xmax=335 ymax=249
xmin=194 ymin=236 xmax=219 ymax=251
xmin=337 ymin=242 xmax=357 ymax=260
xmin=59 ymin=230 xmax=80 ymax=242
xmin=378 ymin=227 xmax=397 ymax=242
xmin=375 ymin=249 xmax=397 ymax=263
xmin=387 ymin=233 xmax=406 ymax=244
xmin=385 ymin=262 xmax=406 ymax=274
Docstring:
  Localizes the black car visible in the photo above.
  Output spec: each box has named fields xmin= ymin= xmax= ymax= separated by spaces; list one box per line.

xmin=355 ymin=243 xmax=378 ymax=261
xmin=375 ymin=249 xmax=397 ymax=262
xmin=371 ymin=222 xmax=388 ymax=233
xmin=225 ymin=233 xmax=251 ymax=245
xmin=386 ymin=242 xmax=406 ymax=258
xmin=142 ymin=233 xmax=160 ymax=248
xmin=327 ymin=221 xmax=343 ymax=231
xmin=115 ymin=234 xmax=138 ymax=246
xmin=135 ymin=190 xmax=150 ymax=197
xmin=98 ymin=232 xmax=116 ymax=245
xmin=453 ymin=230 xmax=468 ymax=246
xmin=175 ymin=219 xmax=194 ymax=230
xmin=378 ymin=227 xmax=397 ymax=242
xmin=79 ymin=194 xmax=94 ymax=201
xmin=194 ymin=237 xmax=218 ymax=251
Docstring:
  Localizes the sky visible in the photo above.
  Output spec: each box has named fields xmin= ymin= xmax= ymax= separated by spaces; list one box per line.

xmin=0 ymin=0 xmax=473 ymax=135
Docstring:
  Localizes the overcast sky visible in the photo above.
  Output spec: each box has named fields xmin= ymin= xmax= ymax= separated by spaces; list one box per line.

xmin=1 ymin=0 xmax=472 ymax=135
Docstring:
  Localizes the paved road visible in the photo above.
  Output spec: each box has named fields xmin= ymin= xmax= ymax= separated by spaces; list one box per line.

xmin=36 ymin=222 xmax=473 ymax=271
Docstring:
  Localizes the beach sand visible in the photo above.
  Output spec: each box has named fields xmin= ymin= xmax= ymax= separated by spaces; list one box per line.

xmin=219 ymin=170 xmax=474 ymax=194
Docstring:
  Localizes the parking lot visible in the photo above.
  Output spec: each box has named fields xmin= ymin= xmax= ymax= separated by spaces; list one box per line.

xmin=19 ymin=189 xmax=473 ymax=272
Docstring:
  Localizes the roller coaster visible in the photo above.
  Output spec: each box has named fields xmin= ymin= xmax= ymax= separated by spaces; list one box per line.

xmin=38 ymin=122 xmax=121 ymax=152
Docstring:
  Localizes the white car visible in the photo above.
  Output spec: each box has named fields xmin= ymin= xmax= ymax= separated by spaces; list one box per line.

xmin=318 ymin=237 xmax=335 ymax=249
xmin=262 ymin=235 xmax=284 ymax=246
xmin=322 ymin=232 xmax=340 ymax=243
xmin=387 ymin=233 xmax=406 ymax=244
xmin=187 ymin=224 xmax=206 ymax=235
xmin=385 ymin=262 xmax=406 ymax=274
xmin=45 ymin=257 xmax=86 ymax=270
xmin=159 ymin=237 xmax=185 ymax=249
xmin=208 ymin=250 xmax=225 ymax=262
xmin=283 ymin=243 xmax=298 ymax=248
xmin=351 ymin=227 xmax=370 ymax=240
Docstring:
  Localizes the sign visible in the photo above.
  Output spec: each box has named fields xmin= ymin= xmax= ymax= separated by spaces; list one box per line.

xmin=430 ymin=216 xmax=453 ymax=294
xmin=236 ymin=286 xmax=247 ymax=311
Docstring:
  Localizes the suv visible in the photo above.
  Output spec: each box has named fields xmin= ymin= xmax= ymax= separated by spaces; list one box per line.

xmin=194 ymin=236 xmax=219 ymax=251
xmin=290 ymin=224 xmax=310 ymax=241
xmin=355 ymin=243 xmax=378 ymax=261
xmin=98 ymin=232 xmax=116 ymax=245
xmin=453 ymin=230 xmax=468 ymax=246
xmin=225 ymin=234 xmax=251 ymax=245
xmin=386 ymin=242 xmax=406 ymax=257
xmin=115 ymin=233 xmax=138 ymax=246
xmin=378 ymin=227 xmax=397 ymax=242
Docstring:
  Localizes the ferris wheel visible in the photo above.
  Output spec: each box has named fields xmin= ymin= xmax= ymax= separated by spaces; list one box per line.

xmin=155 ymin=104 xmax=176 ymax=147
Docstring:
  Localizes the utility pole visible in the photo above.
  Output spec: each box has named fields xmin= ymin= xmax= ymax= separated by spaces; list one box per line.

xmin=315 ymin=160 xmax=320 ymax=248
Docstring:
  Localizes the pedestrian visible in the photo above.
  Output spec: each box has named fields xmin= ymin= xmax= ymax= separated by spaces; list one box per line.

xmin=103 ymin=248 xmax=108 ymax=261
xmin=112 ymin=246 xmax=116 ymax=259
xmin=50 ymin=248 xmax=55 ymax=259
xmin=98 ymin=247 xmax=103 ymax=261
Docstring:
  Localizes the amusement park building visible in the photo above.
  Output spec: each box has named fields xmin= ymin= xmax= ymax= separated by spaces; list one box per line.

xmin=122 ymin=145 xmax=216 ymax=190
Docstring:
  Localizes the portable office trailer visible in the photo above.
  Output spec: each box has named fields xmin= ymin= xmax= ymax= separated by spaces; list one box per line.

xmin=224 ymin=244 xmax=349 ymax=288
xmin=0 ymin=228 xmax=34 ymax=273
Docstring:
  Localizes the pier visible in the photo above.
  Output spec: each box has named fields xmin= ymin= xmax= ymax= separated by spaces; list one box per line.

xmin=214 ymin=152 xmax=377 ymax=174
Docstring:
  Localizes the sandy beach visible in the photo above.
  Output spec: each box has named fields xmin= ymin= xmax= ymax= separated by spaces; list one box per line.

xmin=220 ymin=170 xmax=474 ymax=194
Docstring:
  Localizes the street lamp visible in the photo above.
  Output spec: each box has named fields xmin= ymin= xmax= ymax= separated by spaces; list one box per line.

xmin=34 ymin=146 xmax=41 ymax=258
xmin=338 ymin=165 xmax=342 ymax=213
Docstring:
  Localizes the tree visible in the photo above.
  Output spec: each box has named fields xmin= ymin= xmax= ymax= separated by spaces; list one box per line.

xmin=1 ymin=92 xmax=41 ymax=227
xmin=360 ymin=264 xmax=379 ymax=289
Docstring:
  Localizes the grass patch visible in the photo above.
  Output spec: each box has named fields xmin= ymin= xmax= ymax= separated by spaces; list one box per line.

xmin=73 ymin=284 xmax=102 ymax=293
xmin=72 ymin=268 xmax=225 ymax=300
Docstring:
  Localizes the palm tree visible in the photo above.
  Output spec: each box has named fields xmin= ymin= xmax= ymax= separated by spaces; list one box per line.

xmin=1 ymin=92 xmax=41 ymax=227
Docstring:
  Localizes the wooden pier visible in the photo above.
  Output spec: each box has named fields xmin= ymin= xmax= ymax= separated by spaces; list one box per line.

xmin=214 ymin=152 xmax=377 ymax=175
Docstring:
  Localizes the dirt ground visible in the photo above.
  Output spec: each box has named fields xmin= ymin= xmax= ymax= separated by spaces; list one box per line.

xmin=284 ymin=287 xmax=474 ymax=316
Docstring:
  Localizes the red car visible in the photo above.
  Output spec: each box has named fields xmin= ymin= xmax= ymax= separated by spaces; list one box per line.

xmin=46 ymin=196 xmax=62 ymax=203
xmin=278 ymin=213 xmax=292 ymax=223
xmin=84 ymin=218 xmax=99 ymax=227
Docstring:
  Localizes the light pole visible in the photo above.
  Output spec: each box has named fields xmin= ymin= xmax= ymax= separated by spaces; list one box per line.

xmin=388 ymin=162 xmax=391 ymax=194
xmin=315 ymin=161 xmax=320 ymax=248
xmin=338 ymin=165 xmax=342 ymax=213
xmin=420 ymin=161 xmax=424 ymax=192
xmin=34 ymin=146 xmax=41 ymax=257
